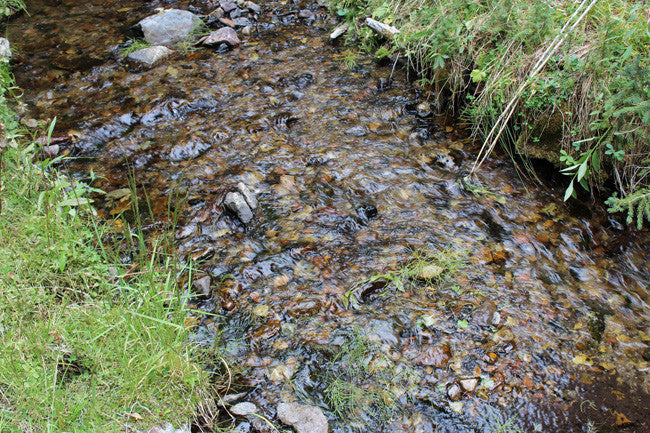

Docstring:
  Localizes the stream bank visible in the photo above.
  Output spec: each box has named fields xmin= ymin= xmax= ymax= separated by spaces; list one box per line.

xmin=6 ymin=0 xmax=650 ymax=431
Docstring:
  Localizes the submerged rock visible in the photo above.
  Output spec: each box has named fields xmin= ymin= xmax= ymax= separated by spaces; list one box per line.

xmin=410 ymin=343 xmax=452 ymax=368
xmin=127 ymin=45 xmax=173 ymax=66
xmin=169 ymin=136 xmax=212 ymax=161
xmin=473 ymin=300 xmax=499 ymax=327
xmin=277 ymin=402 xmax=328 ymax=433
xmin=192 ymin=275 xmax=211 ymax=298
xmin=137 ymin=9 xmax=202 ymax=46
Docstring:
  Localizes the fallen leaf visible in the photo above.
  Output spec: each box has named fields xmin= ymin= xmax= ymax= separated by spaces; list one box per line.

xmin=572 ymin=353 xmax=593 ymax=366
xmin=614 ymin=412 xmax=632 ymax=426
xmin=127 ymin=412 xmax=143 ymax=420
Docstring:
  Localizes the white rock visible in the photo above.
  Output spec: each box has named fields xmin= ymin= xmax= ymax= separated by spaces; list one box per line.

xmin=0 ymin=38 xmax=12 ymax=60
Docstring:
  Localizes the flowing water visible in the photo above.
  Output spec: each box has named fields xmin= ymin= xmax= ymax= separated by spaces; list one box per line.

xmin=9 ymin=0 xmax=650 ymax=431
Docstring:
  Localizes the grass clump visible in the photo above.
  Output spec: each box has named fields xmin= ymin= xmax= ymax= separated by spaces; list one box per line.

xmin=343 ymin=247 xmax=467 ymax=309
xmin=0 ymin=62 xmax=216 ymax=431
xmin=118 ymin=39 xmax=153 ymax=57
xmin=323 ymin=330 xmax=399 ymax=424
xmin=329 ymin=0 xmax=650 ymax=227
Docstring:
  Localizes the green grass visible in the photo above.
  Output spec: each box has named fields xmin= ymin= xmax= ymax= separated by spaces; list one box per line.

xmin=329 ymin=0 xmax=650 ymax=227
xmin=323 ymin=330 xmax=399 ymax=423
xmin=118 ymin=39 xmax=153 ymax=57
xmin=0 ymin=0 xmax=24 ymax=19
xmin=343 ymin=247 xmax=467 ymax=309
xmin=0 ymin=62 xmax=216 ymax=431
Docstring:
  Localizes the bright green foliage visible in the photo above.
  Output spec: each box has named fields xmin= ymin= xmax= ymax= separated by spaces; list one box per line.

xmin=0 ymin=0 xmax=24 ymax=19
xmin=328 ymin=0 xmax=649 ymax=227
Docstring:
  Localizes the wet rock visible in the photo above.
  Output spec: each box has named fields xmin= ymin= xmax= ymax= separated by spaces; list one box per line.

xmin=365 ymin=319 xmax=399 ymax=346
xmin=198 ymin=27 xmax=241 ymax=47
xmin=492 ymin=327 xmax=515 ymax=344
xmin=0 ymin=38 xmax=12 ymax=60
xmin=244 ymin=1 xmax=261 ymax=14
xmin=642 ymin=347 xmax=650 ymax=362
xmin=447 ymin=383 xmax=462 ymax=401
xmin=356 ymin=204 xmax=378 ymax=221
xmin=127 ymin=45 xmax=173 ymax=66
xmin=233 ymin=17 xmax=252 ymax=28
xmin=169 ymin=136 xmax=212 ymax=161
xmin=286 ymin=299 xmax=321 ymax=317
xmin=236 ymin=182 xmax=258 ymax=210
xmin=277 ymin=402 xmax=328 ymax=433
xmin=193 ymin=275 xmax=211 ymax=297
xmin=330 ymin=23 xmax=348 ymax=39
xmin=224 ymin=191 xmax=254 ymax=224
xmin=136 ymin=9 xmax=202 ymax=46
xmin=231 ymin=401 xmax=258 ymax=416
xmin=345 ymin=125 xmax=368 ymax=136
xmin=221 ymin=1 xmax=238 ymax=13
xmin=416 ymin=102 xmax=432 ymax=118
xmin=412 ymin=343 xmax=452 ymax=368
xmin=377 ymin=77 xmax=391 ymax=91
xmin=473 ymin=300 xmax=499 ymax=327
xmin=298 ymin=9 xmax=315 ymax=20
xmin=459 ymin=378 xmax=479 ymax=393
xmin=43 ymin=144 xmax=60 ymax=158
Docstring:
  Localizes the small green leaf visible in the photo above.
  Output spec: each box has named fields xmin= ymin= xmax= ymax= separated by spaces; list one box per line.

xmin=457 ymin=319 xmax=468 ymax=329
xmin=470 ymin=69 xmax=486 ymax=83
xmin=577 ymin=160 xmax=588 ymax=182
xmin=591 ymin=152 xmax=600 ymax=172
xmin=564 ymin=180 xmax=574 ymax=202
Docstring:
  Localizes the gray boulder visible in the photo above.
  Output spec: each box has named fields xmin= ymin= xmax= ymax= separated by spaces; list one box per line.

xmin=127 ymin=46 xmax=173 ymax=66
xmin=137 ymin=9 xmax=202 ymax=45
xmin=277 ymin=402 xmax=328 ymax=433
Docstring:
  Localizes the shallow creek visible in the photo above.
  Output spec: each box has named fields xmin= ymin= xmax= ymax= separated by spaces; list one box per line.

xmin=9 ymin=0 xmax=650 ymax=431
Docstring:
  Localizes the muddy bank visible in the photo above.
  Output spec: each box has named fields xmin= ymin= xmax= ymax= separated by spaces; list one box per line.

xmin=8 ymin=0 xmax=650 ymax=431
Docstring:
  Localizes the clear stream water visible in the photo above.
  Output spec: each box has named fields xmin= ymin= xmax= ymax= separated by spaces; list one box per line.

xmin=9 ymin=0 xmax=650 ymax=431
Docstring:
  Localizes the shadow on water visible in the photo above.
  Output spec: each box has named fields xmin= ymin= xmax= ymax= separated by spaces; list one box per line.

xmin=8 ymin=0 xmax=650 ymax=431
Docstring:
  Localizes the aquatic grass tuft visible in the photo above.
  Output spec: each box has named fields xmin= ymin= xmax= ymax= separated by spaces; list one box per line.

xmin=323 ymin=329 xmax=398 ymax=424
xmin=118 ymin=39 xmax=153 ymax=57
xmin=343 ymin=247 xmax=468 ymax=308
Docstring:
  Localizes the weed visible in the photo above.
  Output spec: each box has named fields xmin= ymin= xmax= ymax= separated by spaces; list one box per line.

xmin=118 ymin=39 xmax=152 ymax=57
xmin=343 ymin=247 xmax=467 ymax=309
xmin=323 ymin=329 xmax=397 ymax=424
xmin=328 ymin=0 xmax=650 ymax=227
xmin=174 ymin=21 xmax=211 ymax=53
